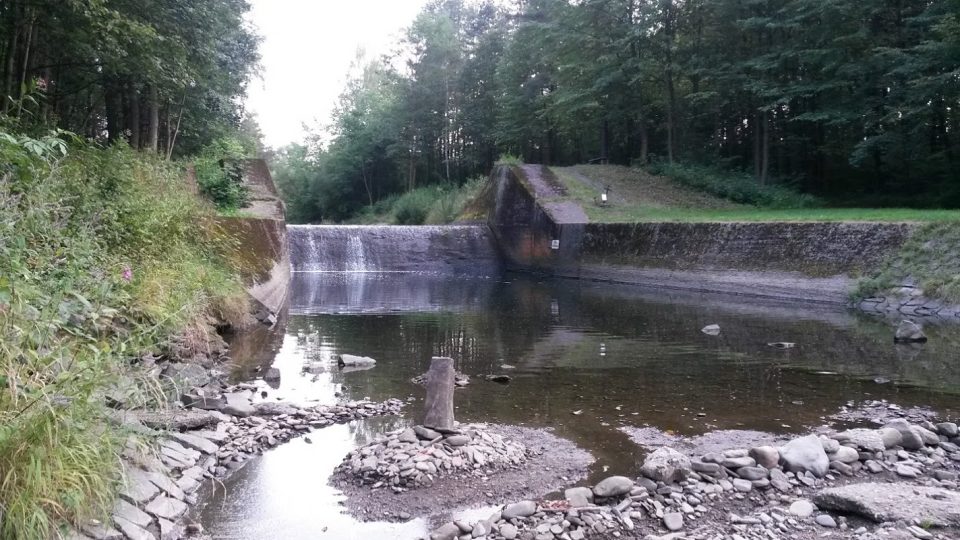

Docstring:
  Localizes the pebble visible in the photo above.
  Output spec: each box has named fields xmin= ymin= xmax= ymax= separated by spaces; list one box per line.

xmin=789 ymin=500 xmax=815 ymax=518
xmin=663 ymin=512 xmax=684 ymax=531
xmin=815 ymin=514 xmax=837 ymax=528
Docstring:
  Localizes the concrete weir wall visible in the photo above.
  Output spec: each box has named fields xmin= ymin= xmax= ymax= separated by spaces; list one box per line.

xmin=488 ymin=165 xmax=917 ymax=305
xmin=214 ymin=159 xmax=290 ymax=321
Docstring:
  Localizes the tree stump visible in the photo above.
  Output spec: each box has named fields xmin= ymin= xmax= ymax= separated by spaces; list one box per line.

xmin=422 ymin=356 xmax=455 ymax=430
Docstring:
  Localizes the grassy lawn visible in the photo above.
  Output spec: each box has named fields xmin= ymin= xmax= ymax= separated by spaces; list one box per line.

xmin=550 ymin=165 xmax=960 ymax=223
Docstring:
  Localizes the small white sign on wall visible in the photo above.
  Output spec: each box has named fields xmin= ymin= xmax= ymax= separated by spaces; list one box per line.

xmin=551 ymin=239 xmax=560 ymax=250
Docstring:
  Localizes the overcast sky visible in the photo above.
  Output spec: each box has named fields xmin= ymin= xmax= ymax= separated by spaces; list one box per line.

xmin=245 ymin=0 xmax=429 ymax=149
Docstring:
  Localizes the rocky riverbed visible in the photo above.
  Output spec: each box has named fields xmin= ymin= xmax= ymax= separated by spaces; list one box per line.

xmin=73 ymin=395 xmax=405 ymax=540
xmin=425 ymin=416 xmax=960 ymax=540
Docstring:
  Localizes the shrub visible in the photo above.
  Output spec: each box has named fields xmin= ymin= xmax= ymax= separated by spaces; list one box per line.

xmin=648 ymin=161 xmax=819 ymax=209
xmin=194 ymin=136 xmax=255 ymax=211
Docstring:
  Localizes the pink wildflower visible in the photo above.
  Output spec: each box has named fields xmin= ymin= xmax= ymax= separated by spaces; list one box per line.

xmin=122 ymin=267 xmax=133 ymax=282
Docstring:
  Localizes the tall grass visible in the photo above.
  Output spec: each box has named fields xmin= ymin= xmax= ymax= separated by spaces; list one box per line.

xmin=0 ymin=132 xmax=245 ymax=538
xmin=348 ymin=177 xmax=488 ymax=225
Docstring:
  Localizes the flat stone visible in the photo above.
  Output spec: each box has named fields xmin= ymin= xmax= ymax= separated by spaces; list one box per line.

xmin=814 ymin=483 xmax=960 ymax=526
xmin=737 ymin=466 xmax=768 ymax=481
xmin=565 ymin=486 xmax=594 ymax=508
xmin=444 ymin=435 xmax=470 ymax=447
xmin=721 ymin=456 xmax=755 ymax=469
xmin=780 ymin=435 xmax=829 ymax=477
xmin=414 ymin=425 xmax=441 ymax=440
xmin=663 ymin=512 xmax=684 ymax=531
xmin=112 ymin=499 xmax=153 ymax=529
xmin=593 ymin=475 xmax=634 ymax=498
xmin=222 ymin=392 xmax=255 ymax=417
xmin=732 ymin=479 xmax=753 ymax=492
xmin=81 ymin=522 xmax=123 ymax=540
xmin=167 ymin=432 xmax=218 ymax=455
xmin=157 ymin=518 xmax=181 ymax=540
xmin=906 ymin=525 xmax=934 ymax=539
xmin=119 ymin=467 xmax=160 ymax=504
xmin=769 ymin=468 xmax=792 ymax=492
xmin=789 ymin=500 xmax=815 ymax=518
xmin=502 ymin=500 xmax=537 ymax=519
xmin=749 ymin=446 xmax=780 ymax=469
xmin=896 ymin=464 xmax=921 ymax=478
xmin=835 ymin=429 xmax=886 ymax=452
xmin=144 ymin=496 xmax=188 ymax=521
xmin=398 ymin=428 xmax=418 ymax=443
xmin=113 ymin=517 xmax=155 ymax=540
xmin=815 ymin=514 xmax=837 ymax=528
xmin=500 ymin=523 xmax=518 ymax=540
xmin=147 ymin=472 xmax=185 ymax=501
xmin=431 ymin=522 xmax=461 ymax=540
xmin=640 ymin=447 xmax=691 ymax=483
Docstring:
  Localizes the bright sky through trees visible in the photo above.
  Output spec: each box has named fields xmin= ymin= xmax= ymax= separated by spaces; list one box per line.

xmin=246 ymin=0 xmax=429 ymax=148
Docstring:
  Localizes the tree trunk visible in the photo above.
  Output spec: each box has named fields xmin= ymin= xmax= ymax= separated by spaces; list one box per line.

xmin=422 ymin=356 xmax=455 ymax=430
xmin=15 ymin=9 xmax=34 ymax=116
xmin=105 ymin=79 xmax=123 ymax=142
xmin=127 ymin=85 xmax=140 ymax=149
xmin=600 ymin=119 xmax=609 ymax=162
xmin=638 ymin=117 xmax=649 ymax=164
xmin=147 ymin=85 xmax=159 ymax=153
xmin=2 ymin=2 xmax=19 ymax=113
xmin=760 ymin=110 xmax=770 ymax=186
xmin=753 ymin=111 xmax=761 ymax=180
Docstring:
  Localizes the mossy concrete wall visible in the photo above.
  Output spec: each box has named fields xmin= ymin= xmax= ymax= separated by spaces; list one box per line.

xmin=487 ymin=165 xmax=917 ymax=305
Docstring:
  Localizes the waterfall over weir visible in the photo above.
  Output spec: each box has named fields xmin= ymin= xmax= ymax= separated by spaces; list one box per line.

xmin=287 ymin=225 xmax=501 ymax=275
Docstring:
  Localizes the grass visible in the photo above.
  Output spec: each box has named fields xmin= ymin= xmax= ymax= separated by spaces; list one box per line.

xmin=854 ymin=222 xmax=960 ymax=302
xmin=550 ymin=165 xmax=960 ymax=223
xmin=0 ymin=131 xmax=246 ymax=538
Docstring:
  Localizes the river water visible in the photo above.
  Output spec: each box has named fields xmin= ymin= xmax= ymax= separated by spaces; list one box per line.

xmin=197 ymin=271 xmax=960 ymax=539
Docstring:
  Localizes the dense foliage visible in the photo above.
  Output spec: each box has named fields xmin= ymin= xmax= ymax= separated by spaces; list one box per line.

xmin=0 ymin=128 xmax=248 ymax=538
xmin=0 ymin=2 xmax=260 ymax=536
xmin=0 ymin=0 xmax=259 ymax=157
xmin=276 ymin=0 xmax=960 ymax=223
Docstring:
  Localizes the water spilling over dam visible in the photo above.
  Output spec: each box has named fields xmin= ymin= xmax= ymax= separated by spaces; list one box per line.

xmin=287 ymin=225 xmax=501 ymax=275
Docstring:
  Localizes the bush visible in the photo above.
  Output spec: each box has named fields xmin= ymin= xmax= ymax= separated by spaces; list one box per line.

xmin=392 ymin=186 xmax=442 ymax=224
xmin=0 ymin=130 xmax=245 ymax=538
xmin=194 ymin=136 xmax=255 ymax=211
xmin=648 ymin=161 xmax=819 ymax=209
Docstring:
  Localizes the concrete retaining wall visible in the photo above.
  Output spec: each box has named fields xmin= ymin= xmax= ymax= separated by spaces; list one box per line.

xmin=487 ymin=165 xmax=918 ymax=306
xmin=213 ymin=159 xmax=290 ymax=322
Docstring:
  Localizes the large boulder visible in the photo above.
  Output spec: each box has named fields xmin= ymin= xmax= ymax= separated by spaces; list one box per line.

xmin=894 ymin=320 xmax=927 ymax=343
xmin=814 ymin=483 xmax=960 ymax=526
xmin=780 ymin=435 xmax=829 ymax=477
xmin=883 ymin=419 xmax=924 ymax=450
xmin=640 ymin=447 xmax=691 ymax=483
xmin=593 ymin=476 xmax=634 ymax=498
xmin=833 ymin=429 xmax=886 ymax=452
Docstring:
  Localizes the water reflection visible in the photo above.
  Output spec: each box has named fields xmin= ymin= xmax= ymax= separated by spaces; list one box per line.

xmin=202 ymin=272 xmax=960 ymax=538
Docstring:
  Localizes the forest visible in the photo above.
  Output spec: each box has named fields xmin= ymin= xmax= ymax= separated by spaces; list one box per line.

xmin=275 ymin=0 xmax=960 ymax=223
xmin=0 ymin=2 xmax=259 ymax=537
